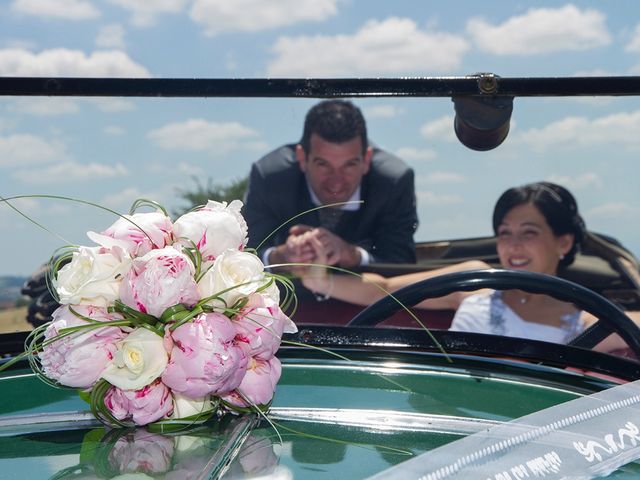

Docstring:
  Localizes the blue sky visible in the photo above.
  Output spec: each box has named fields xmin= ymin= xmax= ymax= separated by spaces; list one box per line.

xmin=1 ymin=0 xmax=640 ymax=276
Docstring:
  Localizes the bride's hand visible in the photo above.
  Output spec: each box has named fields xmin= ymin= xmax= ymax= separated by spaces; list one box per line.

xmin=300 ymin=232 xmax=332 ymax=294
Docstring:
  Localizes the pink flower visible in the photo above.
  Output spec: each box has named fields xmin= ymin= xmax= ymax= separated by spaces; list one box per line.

xmin=119 ymin=246 xmax=199 ymax=317
xmin=236 ymin=434 xmax=280 ymax=476
xmin=108 ymin=430 xmax=174 ymax=474
xmin=88 ymin=210 xmax=173 ymax=257
xmin=235 ymin=295 xmax=297 ymax=360
xmin=39 ymin=305 xmax=126 ymax=389
xmin=162 ymin=312 xmax=248 ymax=398
xmin=173 ymin=200 xmax=247 ymax=263
xmin=222 ymin=357 xmax=281 ymax=408
xmin=103 ymin=385 xmax=129 ymax=420
xmin=104 ymin=379 xmax=174 ymax=425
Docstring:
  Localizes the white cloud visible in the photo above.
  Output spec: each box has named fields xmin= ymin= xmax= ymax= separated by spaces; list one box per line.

xmin=546 ymin=172 xmax=603 ymax=191
xmin=267 ymin=17 xmax=469 ymax=76
xmin=11 ymin=0 xmax=100 ymax=20
xmin=626 ymin=23 xmax=640 ymax=52
xmin=417 ymin=191 xmax=463 ymax=206
xmin=587 ymin=202 xmax=636 ymax=218
xmin=420 ymin=115 xmax=456 ymax=142
xmin=395 ymin=147 xmax=437 ymax=163
xmin=104 ymin=126 xmax=125 ymax=136
xmin=0 ymin=134 xmax=68 ymax=167
xmin=100 ymin=186 xmax=166 ymax=210
xmin=573 ymin=68 xmax=612 ymax=77
xmin=0 ymin=196 xmax=43 ymax=227
xmin=89 ymin=98 xmax=135 ymax=112
xmin=190 ymin=0 xmax=337 ymax=36
xmin=363 ymin=105 xmax=405 ymax=119
xmin=12 ymin=161 xmax=129 ymax=184
xmin=416 ymin=211 xmax=488 ymax=241
xmin=515 ymin=110 xmax=640 ymax=151
xmin=3 ymin=39 xmax=37 ymax=50
xmin=419 ymin=171 xmax=468 ymax=184
xmin=0 ymin=48 xmax=150 ymax=77
xmin=96 ymin=24 xmax=126 ymax=49
xmin=108 ymin=0 xmax=188 ymax=27
xmin=149 ymin=162 xmax=205 ymax=177
xmin=0 ymin=196 xmax=39 ymax=215
xmin=8 ymin=98 xmax=80 ymax=116
xmin=467 ymin=5 xmax=611 ymax=55
xmin=147 ymin=119 xmax=267 ymax=154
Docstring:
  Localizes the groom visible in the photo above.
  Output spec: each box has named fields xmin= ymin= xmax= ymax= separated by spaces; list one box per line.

xmin=243 ymin=99 xmax=418 ymax=271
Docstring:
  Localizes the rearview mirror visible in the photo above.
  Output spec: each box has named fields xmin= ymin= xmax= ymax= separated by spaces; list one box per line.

xmin=453 ymin=94 xmax=514 ymax=151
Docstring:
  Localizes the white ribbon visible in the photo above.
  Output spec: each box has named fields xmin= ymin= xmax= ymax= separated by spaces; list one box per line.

xmin=367 ymin=379 xmax=640 ymax=480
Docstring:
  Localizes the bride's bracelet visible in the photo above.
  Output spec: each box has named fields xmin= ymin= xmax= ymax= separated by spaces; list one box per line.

xmin=313 ymin=273 xmax=334 ymax=302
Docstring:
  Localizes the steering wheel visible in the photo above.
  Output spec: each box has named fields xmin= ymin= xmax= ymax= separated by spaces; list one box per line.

xmin=346 ymin=269 xmax=640 ymax=358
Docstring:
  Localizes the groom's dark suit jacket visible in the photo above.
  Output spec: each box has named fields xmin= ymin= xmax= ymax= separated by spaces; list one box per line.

xmin=243 ymin=144 xmax=418 ymax=265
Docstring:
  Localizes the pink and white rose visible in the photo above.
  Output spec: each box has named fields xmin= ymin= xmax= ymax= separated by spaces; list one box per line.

xmin=173 ymin=200 xmax=247 ymax=263
xmin=235 ymin=434 xmax=281 ymax=477
xmin=222 ymin=357 xmax=281 ymax=408
xmin=39 ymin=305 xmax=126 ymax=389
xmin=102 ymin=328 xmax=168 ymax=390
xmin=198 ymin=249 xmax=268 ymax=308
xmin=119 ymin=246 xmax=199 ymax=317
xmin=165 ymin=436 xmax=217 ymax=480
xmin=104 ymin=379 xmax=174 ymax=426
xmin=162 ymin=312 xmax=247 ymax=398
xmin=31 ymin=196 xmax=293 ymax=429
xmin=54 ymin=245 xmax=130 ymax=307
xmin=235 ymin=295 xmax=297 ymax=360
xmin=88 ymin=211 xmax=173 ymax=257
xmin=108 ymin=430 xmax=174 ymax=475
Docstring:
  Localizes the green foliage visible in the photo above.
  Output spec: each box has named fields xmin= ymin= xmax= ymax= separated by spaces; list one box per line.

xmin=174 ymin=176 xmax=249 ymax=216
xmin=14 ymin=297 xmax=30 ymax=308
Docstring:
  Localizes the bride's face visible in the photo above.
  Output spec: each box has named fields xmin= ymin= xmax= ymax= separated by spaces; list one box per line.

xmin=496 ymin=203 xmax=574 ymax=276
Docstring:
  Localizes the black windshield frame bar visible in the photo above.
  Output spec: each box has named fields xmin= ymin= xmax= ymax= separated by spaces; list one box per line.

xmin=1 ymin=76 xmax=640 ymax=98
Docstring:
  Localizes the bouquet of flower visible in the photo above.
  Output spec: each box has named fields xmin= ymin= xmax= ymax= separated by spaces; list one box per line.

xmin=24 ymin=199 xmax=297 ymax=428
xmin=51 ymin=422 xmax=284 ymax=479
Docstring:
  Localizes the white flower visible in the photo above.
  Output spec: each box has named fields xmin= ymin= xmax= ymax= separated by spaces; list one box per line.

xmin=262 ymin=278 xmax=281 ymax=304
xmin=198 ymin=249 xmax=268 ymax=308
xmin=173 ymin=200 xmax=248 ymax=263
xmin=54 ymin=245 xmax=130 ymax=307
xmin=172 ymin=393 xmax=212 ymax=420
xmin=102 ymin=328 xmax=168 ymax=390
xmin=173 ymin=434 xmax=207 ymax=455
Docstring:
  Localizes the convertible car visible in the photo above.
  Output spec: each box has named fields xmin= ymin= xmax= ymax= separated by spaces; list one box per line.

xmin=2 ymin=75 xmax=640 ymax=479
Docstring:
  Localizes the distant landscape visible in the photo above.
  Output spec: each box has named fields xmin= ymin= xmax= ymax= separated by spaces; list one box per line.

xmin=0 ymin=276 xmax=30 ymax=332
xmin=0 ymin=276 xmax=27 ymax=305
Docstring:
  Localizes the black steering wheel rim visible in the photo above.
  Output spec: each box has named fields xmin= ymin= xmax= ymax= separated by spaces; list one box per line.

xmin=346 ymin=269 xmax=640 ymax=357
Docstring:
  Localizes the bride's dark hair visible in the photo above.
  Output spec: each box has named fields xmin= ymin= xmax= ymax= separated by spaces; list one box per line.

xmin=492 ymin=181 xmax=586 ymax=267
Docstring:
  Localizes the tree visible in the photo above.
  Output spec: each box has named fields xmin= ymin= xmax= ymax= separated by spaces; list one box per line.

xmin=174 ymin=176 xmax=249 ymax=215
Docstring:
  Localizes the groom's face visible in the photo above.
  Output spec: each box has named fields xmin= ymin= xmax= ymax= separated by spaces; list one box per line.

xmin=296 ymin=133 xmax=372 ymax=206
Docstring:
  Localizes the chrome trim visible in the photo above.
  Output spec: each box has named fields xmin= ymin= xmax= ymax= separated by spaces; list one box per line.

xmin=0 ymin=411 xmax=100 ymax=436
xmin=268 ymin=407 xmax=502 ymax=435
xmin=0 ymin=408 xmax=501 ymax=437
